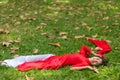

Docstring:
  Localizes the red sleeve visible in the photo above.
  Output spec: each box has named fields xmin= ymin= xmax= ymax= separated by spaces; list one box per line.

xmin=72 ymin=63 xmax=89 ymax=67
xmin=79 ymin=45 xmax=91 ymax=57
xmin=88 ymin=38 xmax=111 ymax=58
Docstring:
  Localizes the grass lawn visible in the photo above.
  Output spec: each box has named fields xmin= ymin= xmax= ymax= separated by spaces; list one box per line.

xmin=0 ymin=0 xmax=120 ymax=80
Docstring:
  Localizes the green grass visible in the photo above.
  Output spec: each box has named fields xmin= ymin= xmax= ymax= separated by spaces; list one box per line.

xmin=0 ymin=0 xmax=120 ymax=80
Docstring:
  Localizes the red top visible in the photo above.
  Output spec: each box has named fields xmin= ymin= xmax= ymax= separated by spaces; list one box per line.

xmin=18 ymin=45 xmax=91 ymax=71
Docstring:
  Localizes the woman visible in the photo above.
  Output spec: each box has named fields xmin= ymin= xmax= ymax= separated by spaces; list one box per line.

xmin=17 ymin=45 xmax=108 ymax=73
xmin=0 ymin=38 xmax=110 ymax=73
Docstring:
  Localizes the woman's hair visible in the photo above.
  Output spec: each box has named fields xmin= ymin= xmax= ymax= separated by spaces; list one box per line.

xmin=96 ymin=56 xmax=108 ymax=66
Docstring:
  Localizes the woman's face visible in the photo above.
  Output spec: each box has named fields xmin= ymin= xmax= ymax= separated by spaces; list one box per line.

xmin=90 ymin=57 xmax=102 ymax=66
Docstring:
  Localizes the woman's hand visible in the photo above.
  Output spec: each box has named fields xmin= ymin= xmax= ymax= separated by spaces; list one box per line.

xmin=70 ymin=66 xmax=99 ymax=73
xmin=87 ymin=66 xmax=99 ymax=73
xmin=92 ymin=66 xmax=99 ymax=73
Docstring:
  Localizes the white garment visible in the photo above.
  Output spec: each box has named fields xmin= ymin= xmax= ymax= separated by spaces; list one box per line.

xmin=1 ymin=54 xmax=54 ymax=68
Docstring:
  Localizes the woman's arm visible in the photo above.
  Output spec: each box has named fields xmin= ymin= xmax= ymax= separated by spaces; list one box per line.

xmin=70 ymin=66 xmax=99 ymax=73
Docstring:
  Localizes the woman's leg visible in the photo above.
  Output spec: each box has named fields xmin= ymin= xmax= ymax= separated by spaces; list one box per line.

xmin=25 ymin=54 xmax=55 ymax=62
xmin=1 ymin=54 xmax=55 ymax=68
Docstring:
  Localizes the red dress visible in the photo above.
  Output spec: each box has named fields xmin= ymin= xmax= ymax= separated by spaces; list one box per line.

xmin=18 ymin=39 xmax=111 ymax=71
xmin=18 ymin=45 xmax=91 ymax=71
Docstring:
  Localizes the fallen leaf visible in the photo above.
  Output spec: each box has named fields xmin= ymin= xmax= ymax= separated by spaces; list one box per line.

xmin=35 ymin=26 xmax=43 ymax=30
xmin=0 ymin=61 xmax=3 ymax=64
xmin=41 ymin=32 xmax=47 ymax=35
xmin=112 ymin=22 xmax=119 ymax=26
xmin=86 ymin=26 xmax=92 ymax=31
xmin=14 ymin=38 xmax=22 ymax=43
xmin=8 ymin=40 xmax=14 ymax=43
xmin=75 ymin=35 xmax=85 ymax=39
xmin=106 ymin=40 xmax=112 ymax=43
xmin=92 ymin=34 xmax=98 ymax=38
xmin=59 ymin=32 xmax=67 ymax=35
xmin=103 ymin=16 xmax=109 ymax=21
xmin=0 ymin=29 xmax=10 ymax=34
xmin=19 ymin=15 xmax=26 ymax=20
xmin=4 ymin=30 xmax=10 ymax=34
xmin=60 ymin=35 xmax=68 ymax=40
xmin=33 ymin=48 xmax=38 ymax=54
xmin=49 ymin=42 xmax=61 ymax=47
xmin=41 ymin=23 xmax=47 ymax=27
xmin=2 ymin=42 xmax=11 ymax=47
xmin=10 ymin=47 xmax=19 ymax=54
xmin=74 ymin=27 xmax=80 ymax=30
xmin=14 ymin=21 xmax=21 ymax=25
xmin=13 ymin=54 xmax=19 ymax=58
xmin=81 ymin=22 xmax=87 ymax=26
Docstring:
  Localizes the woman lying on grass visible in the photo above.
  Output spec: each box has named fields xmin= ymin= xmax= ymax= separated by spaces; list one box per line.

xmin=0 ymin=46 xmax=108 ymax=73
xmin=0 ymin=38 xmax=111 ymax=73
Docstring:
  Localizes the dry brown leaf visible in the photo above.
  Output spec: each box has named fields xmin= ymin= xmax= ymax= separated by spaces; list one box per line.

xmin=41 ymin=32 xmax=47 ymax=35
xmin=0 ymin=29 xmax=10 ymax=34
xmin=25 ymin=75 xmax=30 ymax=80
xmin=49 ymin=42 xmax=61 ymax=47
xmin=14 ymin=21 xmax=21 ymax=25
xmin=103 ymin=16 xmax=109 ymax=21
xmin=59 ymin=32 xmax=67 ymax=35
xmin=2 ymin=42 xmax=11 ymax=47
xmin=10 ymin=47 xmax=19 ymax=54
xmin=81 ymin=22 xmax=87 ymax=26
xmin=106 ymin=40 xmax=112 ymax=43
xmin=60 ymin=35 xmax=68 ymax=40
xmin=112 ymin=22 xmax=119 ymax=26
xmin=19 ymin=15 xmax=26 ymax=20
xmin=86 ymin=26 xmax=92 ymax=31
xmin=92 ymin=34 xmax=98 ymax=38
xmin=14 ymin=38 xmax=22 ymax=43
xmin=0 ymin=61 xmax=3 ymax=64
xmin=13 ymin=54 xmax=19 ymax=58
xmin=35 ymin=26 xmax=43 ymax=30
xmin=8 ymin=40 xmax=14 ymax=43
xmin=75 ymin=35 xmax=85 ymax=39
xmin=74 ymin=27 xmax=80 ymax=30
xmin=4 ymin=30 xmax=10 ymax=34
xmin=35 ymin=23 xmax=46 ymax=30
xmin=11 ymin=47 xmax=19 ymax=51
xmin=33 ymin=48 xmax=38 ymax=54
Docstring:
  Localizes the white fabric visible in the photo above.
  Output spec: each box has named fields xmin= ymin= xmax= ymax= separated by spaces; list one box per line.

xmin=1 ymin=54 xmax=54 ymax=68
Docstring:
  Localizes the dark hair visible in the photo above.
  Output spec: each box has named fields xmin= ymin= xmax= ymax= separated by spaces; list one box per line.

xmin=96 ymin=56 xmax=108 ymax=66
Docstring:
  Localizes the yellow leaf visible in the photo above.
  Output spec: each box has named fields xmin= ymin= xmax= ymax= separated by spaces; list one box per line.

xmin=41 ymin=32 xmax=47 ymax=35
xmin=60 ymin=35 xmax=68 ymax=40
xmin=10 ymin=47 xmax=19 ymax=54
xmin=59 ymin=32 xmax=67 ymax=35
xmin=49 ymin=42 xmax=61 ymax=47
xmin=74 ymin=27 xmax=80 ymax=30
xmin=33 ymin=48 xmax=38 ymax=54
xmin=0 ymin=29 xmax=10 ymax=34
xmin=4 ymin=30 xmax=10 ymax=34
xmin=75 ymin=35 xmax=85 ymax=39
xmin=103 ymin=16 xmax=109 ymax=21
xmin=14 ymin=38 xmax=22 ymax=43
xmin=13 ymin=54 xmax=19 ymax=58
xmin=92 ymin=34 xmax=98 ymax=38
